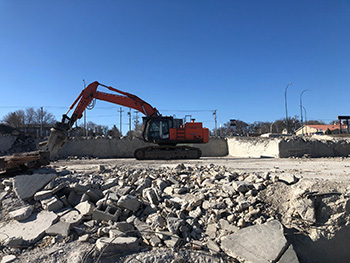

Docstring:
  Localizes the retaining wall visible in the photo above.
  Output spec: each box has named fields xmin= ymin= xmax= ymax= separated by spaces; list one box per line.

xmin=2 ymin=133 xmax=350 ymax=159
xmin=227 ymin=136 xmax=350 ymax=158
xmin=227 ymin=137 xmax=280 ymax=158
xmin=279 ymin=138 xmax=350 ymax=158
xmin=59 ymin=137 xmax=228 ymax=158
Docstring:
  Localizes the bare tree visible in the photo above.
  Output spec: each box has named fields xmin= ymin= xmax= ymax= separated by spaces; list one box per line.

xmin=25 ymin=107 xmax=36 ymax=126
xmin=2 ymin=110 xmax=25 ymax=128
xmin=33 ymin=108 xmax=56 ymax=125
xmin=107 ymin=125 xmax=121 ymax=138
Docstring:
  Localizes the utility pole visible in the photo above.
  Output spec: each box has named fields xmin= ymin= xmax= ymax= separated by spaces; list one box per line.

xmin=300 ymin=89 xmax=311 ymax=136
xmin=213 ymin=110 xmax=217 ymax=137
xmin=134 ymin=111 xmax=139 ymax=127
xmin=40 ymin=106 xmax=43 ymax=137
xmin=128 ymin=108 xmax=132 ymax=139
xmin=284 ymin=82 xmax=292 ymax=134
xmin=83 ymin=79 xmax=87 ymax=137
xmin=118 ymin=107 xmax=124 ymax=136
xmin=134 ymin=111 xmax=139 ymax=138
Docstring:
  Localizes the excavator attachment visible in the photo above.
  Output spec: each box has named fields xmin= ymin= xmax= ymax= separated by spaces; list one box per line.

xmin=39 ymin=128 xmax=68 ymax=159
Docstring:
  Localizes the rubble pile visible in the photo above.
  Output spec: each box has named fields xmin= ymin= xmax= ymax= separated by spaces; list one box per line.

xmin=0 ymin=162 xmax=349 ymax=262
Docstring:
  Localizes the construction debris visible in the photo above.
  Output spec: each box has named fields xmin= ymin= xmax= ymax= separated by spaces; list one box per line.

xmin=1 ymin=159 xmax=350 ymax=262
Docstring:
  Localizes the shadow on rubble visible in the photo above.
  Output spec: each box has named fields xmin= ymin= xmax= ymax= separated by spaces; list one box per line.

xmin=285 ymin=225 xmax=350 ymax=263
xmin=87 ymin=248 xmax=230 ymax=263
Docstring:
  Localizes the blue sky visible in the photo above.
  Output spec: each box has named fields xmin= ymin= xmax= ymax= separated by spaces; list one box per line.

xmin=1 ymin=1 xmax=349 ymax=134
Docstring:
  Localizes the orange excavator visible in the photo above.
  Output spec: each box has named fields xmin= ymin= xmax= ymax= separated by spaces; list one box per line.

xmin=42 ymin=81 xmax=209 ymax=160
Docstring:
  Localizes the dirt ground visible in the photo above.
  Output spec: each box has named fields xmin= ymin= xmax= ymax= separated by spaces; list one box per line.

xmin=54 ymin=156 xmax=350 ymax=182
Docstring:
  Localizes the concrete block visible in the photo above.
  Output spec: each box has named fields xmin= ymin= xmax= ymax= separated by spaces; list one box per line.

xmin=68 ymin=191 xmax=82 ymax=207
xmin=60 ymin=210 xmax=83 ymax=225
xmin=149 ymin=235 xmax=161 ymax=247
xmin=142 ymin=187 xmax=159 ymax=205
xmin=0 ymin=211 xmax=58 ymax=245
xmin=9 ymin=205 xmax=34 ymax=221
xmin=13 ymin=173 xmax=57 ymax=200
xmin=115 ymin=222 xmax=134 ymax=232
xmin=85 ymin=189 xmax=103 ymax=203
xmin=101 ymin=178 xmax=119 ymax=190
xmin=221 ymin=220 xmax=288 ymax=263
xmin=117 ymin=195 xmax=140 ymax=212
xmin=75 ymin=201 xmax=95 ymax=216
xmin=41 ymin=196 xmax=63 ymax=211
xmin=92 ymin=203 xmax=121 ymax=221
xmin=95 ymin=237 xmax=139 ymax=253
xmin=46 ymin=221 xmax=70 ymax=237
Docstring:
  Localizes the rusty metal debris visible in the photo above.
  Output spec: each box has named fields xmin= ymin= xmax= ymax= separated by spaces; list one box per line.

xmin=0 ymin=151 xmax=50 ymax=174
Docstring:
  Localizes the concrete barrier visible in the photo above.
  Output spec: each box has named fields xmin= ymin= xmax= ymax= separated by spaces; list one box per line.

xmin=279 ymin=137 xmax=350 ymax=158
xmin=227 ymin=136 xmax=350 ymax=158
xmin=59 ymin=137 xmax=228 ymax=158
xmin=3 ymin=133 xmax=350 ymax=159
xmin=227 ymin=137 xmax=280 ymax=158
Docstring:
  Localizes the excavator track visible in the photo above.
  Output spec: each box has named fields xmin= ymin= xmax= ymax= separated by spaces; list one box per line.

xmin=134 ymin=145 xmax=201 ymax=160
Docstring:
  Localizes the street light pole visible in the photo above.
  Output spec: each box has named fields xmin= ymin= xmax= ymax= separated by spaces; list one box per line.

xmin=300 ymin=89 xmax=311 ymax=136
xmin=284 ymin=82 xmax=292 ymax=134
xmin=299 ymin=105 xmax=307 ymax=135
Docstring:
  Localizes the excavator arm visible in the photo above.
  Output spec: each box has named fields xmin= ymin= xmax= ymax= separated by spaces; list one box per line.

xmin=61 ymin=81 xmax=160 ymax=129
xmin=42 ymin=81 xmax=160 ymax=158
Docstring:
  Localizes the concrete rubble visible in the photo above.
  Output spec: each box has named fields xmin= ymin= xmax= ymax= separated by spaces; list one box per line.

xmin=1 ymin=159 xmax=350 ymax=263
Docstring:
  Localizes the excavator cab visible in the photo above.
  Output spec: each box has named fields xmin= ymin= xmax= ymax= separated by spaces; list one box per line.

xmin=143 ymin=116 xmax=180 ymax=144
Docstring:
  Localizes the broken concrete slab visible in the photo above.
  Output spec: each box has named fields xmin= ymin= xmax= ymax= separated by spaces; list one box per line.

xmin=9 ymin=205 xmax=34 ymax=221
xmin=34 ymin=182 xmax=66 ymax=201
xmin=1 ymin=255 xmax=17 ymax=263
xmin=206 ymin=239 xmax=221 ymax=254
xmin=60 ymin=210 xmax=83 ymax=225
xmin=0 ymin=211 xmax=58 ymax=246
xmin=13 ymin=173 xmax=57 ymax=200
xmin=232 ymin=180 xmax=253 ymax=193
xmin=117 ymin=195 xmax=140 ymax=212
xmin=164 ymin=235 xmax=181 ymax=248
xmin=278 ymin=244 xmax=299 ymax=263
xmin=68 ymin=191 xmax=83 ymax=207
xmin=279 ymin=174 xmax=299 ymax=185
xmin=95 ymin=236 xmax=140 ymax=253
xmin=221 ymin=220 xmax=288 ymax=263
xmin=41 ymin=196 xmax=64 ymax=211
xmin=75 ymin=200 xmax=95 ymax=216
xmin=46 ymin=221 xmax=70 ymax=237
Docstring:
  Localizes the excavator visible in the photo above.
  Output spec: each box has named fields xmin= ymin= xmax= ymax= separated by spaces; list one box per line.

xmin=42 ymin=81 xmax=209 ymax=160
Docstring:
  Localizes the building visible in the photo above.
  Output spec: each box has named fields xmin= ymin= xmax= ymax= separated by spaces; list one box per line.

xmin=295 ymin=124 xmax=346 ymax=136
